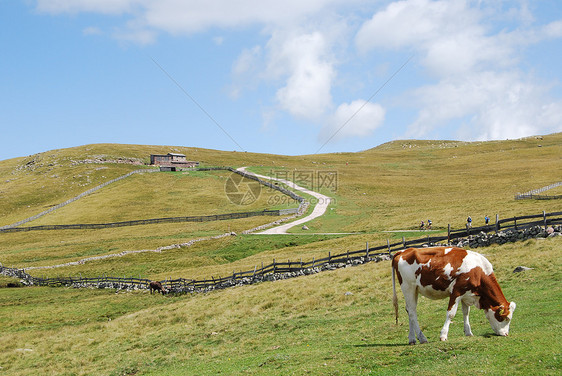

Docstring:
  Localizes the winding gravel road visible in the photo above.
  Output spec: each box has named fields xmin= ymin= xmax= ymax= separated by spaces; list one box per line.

xmin=237 ymin=167 xmax=331 ymax=234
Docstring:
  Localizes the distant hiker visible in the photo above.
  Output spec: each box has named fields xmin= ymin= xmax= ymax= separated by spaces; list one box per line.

xmin=467 ymin=216 xmax=472 ymax=228
xmin=485 ymin=215 xmax=490 ymax=225
xmin=427 ymin=219 xmax=432 ymax=230
xmin=420 ymin=221 xmax=425 ymax=230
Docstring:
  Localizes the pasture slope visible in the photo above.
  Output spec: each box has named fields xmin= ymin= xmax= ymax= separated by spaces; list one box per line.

xmin=0 ymin=134 xmax=561 ymax=375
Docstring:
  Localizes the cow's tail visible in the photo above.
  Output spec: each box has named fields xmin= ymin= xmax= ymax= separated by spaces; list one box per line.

xmin=392 ymin=260 xmax=399 ymax=325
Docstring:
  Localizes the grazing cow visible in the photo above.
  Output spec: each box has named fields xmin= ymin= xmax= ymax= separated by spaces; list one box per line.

xmin=149 ymin=281 xmax=168 ymax=295
xmin=392 ymin=247 xmax=515 ymax=344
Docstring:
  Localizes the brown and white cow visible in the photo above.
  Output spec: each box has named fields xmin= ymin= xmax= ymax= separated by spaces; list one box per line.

xmin=392 ymin=247 xmax=515 ymax=344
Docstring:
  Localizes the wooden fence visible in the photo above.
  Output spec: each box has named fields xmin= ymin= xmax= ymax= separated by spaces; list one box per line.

xmin=0 ymin=209 xmax=298 ymax=233
xmin=0 ymin=169 xmax=159 ymax=230
xmin=514 ymin=194 xmax=562 ymax=200
xmin=515 ymin=182 xmax=562 ymax=200
xmin=2 ymin=210 xmax=560 ymax=293
xmin=0 ymin=166 xmax=306 ymax=234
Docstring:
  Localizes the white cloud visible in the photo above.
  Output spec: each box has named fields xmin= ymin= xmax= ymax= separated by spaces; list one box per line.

xmin=82 ymin=26 xmax=102 ymax=36
xmin=266 ymin=31 xmax=335 ymax=120
xmin=36 ymin=0 xmax=142 ymax=14
xmin=323 ymin=100 xmax=385 ymax=140
xmin=407 ymin=70 xmax=562 ymax=141
xmin=229 ymin=45 xmax=263 ymax=98
xmin=113 ymin=20 xmax=158 ymax=45
xmin=39 ymin=0 xmax=348 ymax=125
xmin=355 ymin=0 xmax=511 ymax=76
xmin=357 ymin=0 xmax=562 ymax=141
xmin=232 ymin=46 xmax=262 ymax=77
xmin=35 ymin=0 xmax=562 ymax=145
xmin=542 ymin=20 xmax=562 ymax=39
xmin=37 ymin=0 xmax=348 ymax=33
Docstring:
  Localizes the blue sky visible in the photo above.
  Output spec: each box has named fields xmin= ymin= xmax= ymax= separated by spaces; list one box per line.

xmin=1 ymin=0 xmax=561 ymax=161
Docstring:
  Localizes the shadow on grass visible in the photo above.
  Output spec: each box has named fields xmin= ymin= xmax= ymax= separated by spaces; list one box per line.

xmin=352 ymin=343 xmax=410 ymax=348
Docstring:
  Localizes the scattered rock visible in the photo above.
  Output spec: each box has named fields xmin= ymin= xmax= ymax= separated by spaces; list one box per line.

xmin=513 ymin=266 xmax=533 ymax=273
xmin=302 ymin=225 xmax=309 ymax=230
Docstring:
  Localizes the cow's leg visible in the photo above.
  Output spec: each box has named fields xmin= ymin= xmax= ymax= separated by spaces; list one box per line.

xmin=402 ymin=285 xmax=427 ymax=344
xmin=461 ymin=300 xmax=473 ymax=337
xmin=440 ymin=296 xmax=460 ymax=341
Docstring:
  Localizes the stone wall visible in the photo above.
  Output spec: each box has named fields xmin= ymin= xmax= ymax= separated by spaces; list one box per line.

xmin=453 ymin=225 xmax=561 ymax=248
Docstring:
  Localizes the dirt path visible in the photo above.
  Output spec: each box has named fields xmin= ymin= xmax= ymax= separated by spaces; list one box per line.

xmin=237 ymin=167 xmax=331 ymax=234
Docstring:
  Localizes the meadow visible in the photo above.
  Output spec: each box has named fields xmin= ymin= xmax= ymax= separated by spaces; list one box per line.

xmin=0 ymin=134 xmax=561 ymax=374
xmin=0 ymin=239 xmax=560 ymax=375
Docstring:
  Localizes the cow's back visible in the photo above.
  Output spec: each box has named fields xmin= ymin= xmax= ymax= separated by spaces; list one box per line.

xmin=393 ymin=247 xmax=491 ymax=300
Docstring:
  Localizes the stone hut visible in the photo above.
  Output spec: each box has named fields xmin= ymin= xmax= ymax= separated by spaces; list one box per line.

xmin=150 ymin=153 xmax=199 ymax=169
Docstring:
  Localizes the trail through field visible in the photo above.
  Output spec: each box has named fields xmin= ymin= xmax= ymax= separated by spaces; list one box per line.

xmin=237 ymin=167 xmax=331 ymax=234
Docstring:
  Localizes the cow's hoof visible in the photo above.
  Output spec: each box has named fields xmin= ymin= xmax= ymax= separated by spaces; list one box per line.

xmin=420 ymin=339 xmax=428 ymax=344
xmin=440 ymin=337 xmax=447 ymax=341
xmin=409 ymin=341 xmax=416 ymax=345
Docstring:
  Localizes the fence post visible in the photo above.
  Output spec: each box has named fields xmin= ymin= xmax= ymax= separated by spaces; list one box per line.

xmin=328 ymin=252 xmax=331 ymax=263
xmin=495 ymin=214 xmax=499 ymax=233
xmin=273 ymin=259 xmax=276 ymax=273
xmin=543 ymin=211 xmax=547 ymax=230
xmin=366 ymin=242 xmax=369 ymax=259
xmin=514 ymin=218 xmax=517 ymax=230
xmin=387 ymin=239 xmax=391 ymax=255
xmin=447 ymin=224 xmax=451 ymax=245
xmin=402 ymin=236 xmax=406 ymax=249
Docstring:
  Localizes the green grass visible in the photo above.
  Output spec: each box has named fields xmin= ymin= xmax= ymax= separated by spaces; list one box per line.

xmin=0 ymin=238 xmax=560 ymax=375
xmin=0 ymin=135 xmax=561 ymax=375
xmin=0 ymin=218 xmax=282 ymax=269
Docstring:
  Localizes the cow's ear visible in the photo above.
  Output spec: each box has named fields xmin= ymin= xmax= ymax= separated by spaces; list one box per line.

xmin=492 ymin=305 xmax=506 ymax=321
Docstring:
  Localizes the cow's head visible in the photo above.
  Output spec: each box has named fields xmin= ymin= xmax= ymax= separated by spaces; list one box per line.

xmin=486 ymin=301 xmax=516 ymax=336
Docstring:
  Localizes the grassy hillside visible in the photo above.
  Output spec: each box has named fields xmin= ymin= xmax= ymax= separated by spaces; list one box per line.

xmin=0 ymin=238 xmax=560 ymax=375
xmin=0 ymin=143 xmax=299 ymax=227
xmin=0 ymin=134 xmax=561 ymax=375
xmin=1 ymin=134 xmax=560 ymax=277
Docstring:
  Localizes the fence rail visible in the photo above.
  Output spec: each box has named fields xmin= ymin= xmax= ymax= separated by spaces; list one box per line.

xmin=514 ymin=194 xmax=562 ymax=200
xmin=515 ymin=182 xmax=562 ymax=200
xmin=0 ymin=209 xmax=298 ymax=233
xmin=0 ymin=166 xmax=306 ymax=233
xmin=0 ymin=169 xmax=159 ymax=230
xmin=2 ymin=210 xmax=560 ymax=293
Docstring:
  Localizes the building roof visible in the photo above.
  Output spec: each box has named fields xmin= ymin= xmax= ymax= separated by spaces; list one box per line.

xmin=150 ymin=153 xmax=186 ymax=158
